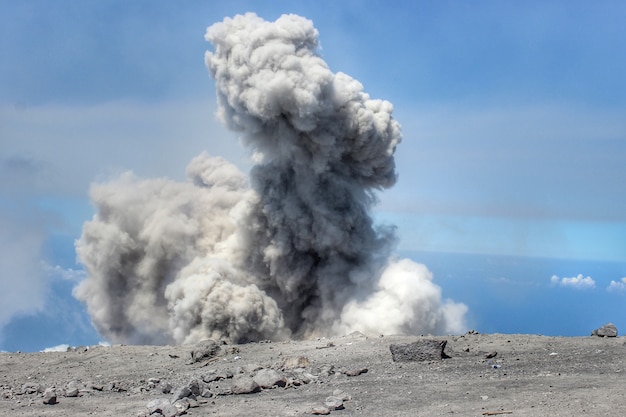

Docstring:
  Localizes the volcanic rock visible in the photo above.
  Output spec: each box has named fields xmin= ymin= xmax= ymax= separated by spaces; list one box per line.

xmin=592 ymin=323 xmax=618 ymax=337
xmin=189 ymin=339 xmax=221 ymax=363
xmin=230 ymin=375 xmax=261 ymax=394
xmin=389 ymin=339 xmax=449 ymax=362
xmin=42 ymin=387 xmax=57 ymax=405
xmin=65 ymin=380 xmax=81 ymax=397
xmin=324 ymin=395 xmax=345 ymax=410
xmin=253 ymin=368 xmax=286 ymax=388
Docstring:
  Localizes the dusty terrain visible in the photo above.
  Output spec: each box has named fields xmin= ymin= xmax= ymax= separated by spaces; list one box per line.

xmin=2 ymin=332 xmax=626 ymax=416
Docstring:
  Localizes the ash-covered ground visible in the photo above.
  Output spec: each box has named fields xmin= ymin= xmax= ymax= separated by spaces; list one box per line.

xmin=2 ymin=332 xmax=626 ymax=416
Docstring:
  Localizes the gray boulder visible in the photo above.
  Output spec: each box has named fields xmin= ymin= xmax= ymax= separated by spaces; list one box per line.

xmin=592 ymin=323 xmax=618 ymax=337
xmin=253 ymin=369 xmax=286 ymax=388
xmin=231 ymin=375 xmax=261 ymax=394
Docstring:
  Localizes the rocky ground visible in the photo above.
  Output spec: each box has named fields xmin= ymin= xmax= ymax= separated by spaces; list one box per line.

xmin=2 ymin=331 xmax=626 ymax=416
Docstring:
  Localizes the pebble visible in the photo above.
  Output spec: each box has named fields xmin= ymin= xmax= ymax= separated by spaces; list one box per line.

xmin=345 ymin=367 xmax=368 ymax=377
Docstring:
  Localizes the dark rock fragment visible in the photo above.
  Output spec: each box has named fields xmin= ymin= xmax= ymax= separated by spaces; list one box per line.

xmin=344 ymin=367 xmax=368 ymax=377
xmin=189 ymin=339 xmax=221 ymax=363
xmin=171 ymin=386 xmax=192 ymax=402
xmin=43 ymin=388 xmax=57 ymax=405
xmin=389 ymin=339 xmax=449 ymax=362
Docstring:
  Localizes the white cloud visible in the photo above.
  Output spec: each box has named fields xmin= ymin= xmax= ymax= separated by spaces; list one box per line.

xmin=607 ymin=277 xmax=626 ymax=293
xmin=43 ymin=263 xmax=86 ymax=282
xmin=41 ymin=344 xmax=70 ymax=353
xmin=551 ymin=274 xmax=596 ymax=290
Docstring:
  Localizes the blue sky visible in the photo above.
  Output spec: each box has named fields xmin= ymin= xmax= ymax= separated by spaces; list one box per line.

xmin=1 ymin=1 xmax=625 ymax=351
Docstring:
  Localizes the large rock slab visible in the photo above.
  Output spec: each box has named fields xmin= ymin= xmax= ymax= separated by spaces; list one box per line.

xmin=592 ymin=323 xmax=618 ymax=337
xmin=389 ymin=339 xmax=449 ymax=362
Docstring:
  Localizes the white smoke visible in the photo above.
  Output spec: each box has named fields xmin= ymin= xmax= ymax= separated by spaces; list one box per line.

xmin=74 ymin=13 xmax=467 ymax=345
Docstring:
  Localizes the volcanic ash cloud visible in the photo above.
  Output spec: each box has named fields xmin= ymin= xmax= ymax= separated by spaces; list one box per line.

xmin=74 ymin=13 xmax=467 ymax=346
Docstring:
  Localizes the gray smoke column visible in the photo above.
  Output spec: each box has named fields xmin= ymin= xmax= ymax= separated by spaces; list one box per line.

xmin=74 ymin=13 xmax=467 ymax=345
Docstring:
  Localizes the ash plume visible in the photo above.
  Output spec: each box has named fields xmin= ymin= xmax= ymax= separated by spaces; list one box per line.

xmin=75 ymin=13 xmax=467 ymax=345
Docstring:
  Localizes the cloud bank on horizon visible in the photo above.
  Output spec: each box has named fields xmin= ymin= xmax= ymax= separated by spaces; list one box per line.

xmin=74 ymin=13 xmax=467 ymax=345
xmin=551 ymin=274 xmax=596 ymax=290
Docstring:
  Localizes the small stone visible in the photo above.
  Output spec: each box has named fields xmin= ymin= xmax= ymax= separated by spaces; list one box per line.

xmin=202 ymin=370 xmax=221 ymax=383
xmin=231 ymin=375 xmax=260 ymax=394
xmin=345 ymin=367 xmax=368 ymax=377
xmin=88 ymin=381 xmax=104 ymax=391
xmin=146 ymin=398 xmax=171 ymax=414
xmin=592 ymin=323 xmax=618 ymax=337
xmin=21 ymin=382 xmax=41 ymax=394
xmin=244 ymin=363 xmax=263 ymax=373
xmin=325 ymin=395 xmax=344 ymax=410
xmin=312 ymin=406 xmax=331 ymax=415
xmin=160 ymin=403 xmax=180 ymax=417
xmin=173 ymin=397 xmax=191 ymax=412
xmin=333 ymin=389 xmax=352 ymax=401
xmin=389 ymin=340 xmax=449 ymax=362
xmin=485 ymin=351 xmax=498 ymax=359
xmin=187 ymin=379 xmax=203 ymax=396
xmin=65 ymin=380 xmax=81 ymax=397
xmin=318 ymin=364 xmax=335 ymax=377
xmin=202 ymin=369 xmax=232 ymax=382
xmin=161 ymin=382 xmax=173 ymax=394
xmin=171 ymin=385 xmax=192 ymax=402
xmin=42 ymin=388 xmax=57 ymax=405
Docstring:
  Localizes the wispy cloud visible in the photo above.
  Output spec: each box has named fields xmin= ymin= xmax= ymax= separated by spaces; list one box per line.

xmin=607 ymin=277 xmax=626 ymax=293
xmin=0 ymin=100 xmax=242 ymax=198
xmin=43 ymin=263 xmax=86 ymax=282
xmin=0 ymin=206 xmax=48 ymax=328
xmin=551 ymin=274 xmax=596 ymax=290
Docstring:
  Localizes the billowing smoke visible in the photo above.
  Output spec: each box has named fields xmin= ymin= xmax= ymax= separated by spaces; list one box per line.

xmin=74 ymin=13 xmax=467 ymax=345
